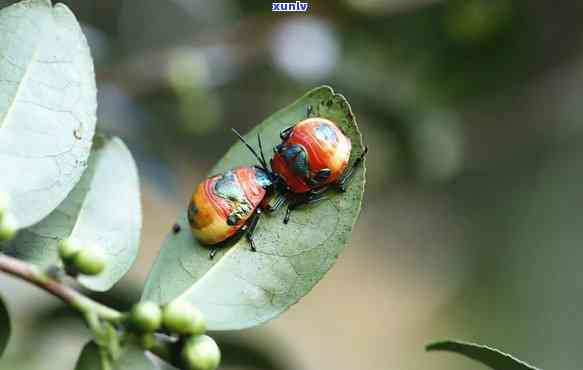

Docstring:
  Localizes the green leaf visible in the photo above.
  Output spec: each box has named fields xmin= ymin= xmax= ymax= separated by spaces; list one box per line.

xmin=0 ymin=0 xmax=97 ymax=228
xmin=0 ymin=295 xmax=10 ymax=357
xmin=216 ymin=333 xmax=293 ymax=370
xmin=75 ymin=342 xmax=160 ymax=370
xmin=142 ymin=86 xmax=366 ymax=330
xmin=112 ymin=345 xmax=160 ymax=370
xmin=426 ymin=340 xmax=541 ymax=370
xmin=4 ymin=136 xmax=142 ymax=291
xmin=75 ymin=342 xmax=103 ymax=370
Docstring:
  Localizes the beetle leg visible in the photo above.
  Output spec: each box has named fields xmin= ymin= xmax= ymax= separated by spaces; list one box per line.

xmin=306 ymin=104 xmax=314 ymax=118
xmin=283 ymin=190 xmax=330 ymax=224
xmin=280 ymin=126 xmax=294 ymax=141
xmin=209 ymin=248 xmax=218 ymax=260
xmin=245 ymin=209 xmax=262 ymax=252
xmin=309 ymin=186 xmax=330 ymax=196
xmin=265 ymin=193 xmax=287 ymax=213
xmin=337 ymin=147 xmax=368 ymax=192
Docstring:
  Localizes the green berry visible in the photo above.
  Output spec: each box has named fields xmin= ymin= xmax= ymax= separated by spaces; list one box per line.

xmin=162 ymin=300 xmax=206 ymax=336
xmin=72 ymin=245 xmax=106 ymax=276
xmin=58 ymin=238 xmax=83 ymax=262
xmin=139 ymin=333 xmax=157 ymax=350
xmin=0 ymin=192 xmax=9 ymax=220
xmin=181 ymin=335 xmax=221 ymax=370
xmin=128 ymin=302 xmax=162 ymax=333
xmin=0 ymin=213 xmax=18 ymax=242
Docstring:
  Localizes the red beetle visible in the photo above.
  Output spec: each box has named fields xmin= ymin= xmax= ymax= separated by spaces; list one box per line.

xmin=271 ymin=117 xmax=352 ymax=193
xmin=237 ymin=105 xmax=367 ymax=224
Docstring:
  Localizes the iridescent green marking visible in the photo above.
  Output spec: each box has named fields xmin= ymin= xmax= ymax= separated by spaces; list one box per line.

xmin=254 ymin=167 xmax=272 ymax=188
xmin=214 ymin=171 xmax=253 ymax=226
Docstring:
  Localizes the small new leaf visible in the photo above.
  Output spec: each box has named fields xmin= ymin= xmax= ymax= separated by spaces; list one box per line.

xmin=426 ymin=340 xmax=542 ymax=370
xmin=74 ymin=342 xmax=102 ymax=370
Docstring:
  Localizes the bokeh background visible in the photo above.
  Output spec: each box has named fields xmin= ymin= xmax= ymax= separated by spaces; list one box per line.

xmin=2 ymin=0 xmax=583 ymax=369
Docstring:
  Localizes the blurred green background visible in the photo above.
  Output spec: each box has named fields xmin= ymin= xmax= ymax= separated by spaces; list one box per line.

xmin=2 ymin=0 xmax=583 ymax=369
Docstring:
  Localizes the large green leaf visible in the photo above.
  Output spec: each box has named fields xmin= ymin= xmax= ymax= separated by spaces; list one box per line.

xmin=0 ymin=0 xmax=97 ymax=228
xmin=426 ymin=340 xmax=541 ymax=370
xmin=75 ymin=342 xmax=160 ymax=370
xmin=142 ymin=86 xmax=366 ymax=330
xmin=4 ymin=136 xmax=142 ymax=291
xmin=0 ymin=295 xmax=9 ymax=357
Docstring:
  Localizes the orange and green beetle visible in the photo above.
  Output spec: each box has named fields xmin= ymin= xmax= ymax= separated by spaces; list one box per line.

xmin=187 ymin=166 xmax=271 ymax=258
xmin=186 ymin=105 xmax=366 ymax=258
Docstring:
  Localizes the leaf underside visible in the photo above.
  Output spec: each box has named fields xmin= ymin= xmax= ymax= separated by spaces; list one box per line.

xmin=142 ymin=85 xmax=366 ymax=330
xmin=3 ymin=136 xmax=142 ymax=291
xmin=0 ymin=0 xmax=97 ymax=228
xmin=426 ymin=340 xmax=542 ymax=370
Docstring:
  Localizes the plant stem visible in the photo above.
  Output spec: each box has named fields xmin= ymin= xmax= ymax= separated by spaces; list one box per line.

xmin=0 ymin=253 xmax=122 ymax=322
xmin=0 ymin=254 xmax=178 ymax=366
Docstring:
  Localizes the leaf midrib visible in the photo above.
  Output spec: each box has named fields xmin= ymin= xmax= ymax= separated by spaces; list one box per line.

xmin=176 ymin=237 xmax=247 ymax=302
xmin=0 ymin=5 xmax=48 ymax=130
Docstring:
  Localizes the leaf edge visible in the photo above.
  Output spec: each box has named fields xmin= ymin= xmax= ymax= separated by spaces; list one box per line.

xmin=426 ymin=339 xmax=541 ymax=370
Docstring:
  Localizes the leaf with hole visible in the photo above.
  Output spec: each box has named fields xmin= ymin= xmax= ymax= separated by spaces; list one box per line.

xmin=426 ymin=340 xmax=541 ymax=370
xmin=142 ymin=86 xmax=366 ymax=330
xmin=0 ymin=0 xmax=97 ymax=228
xmin=3 ymin=136 xmax=142 ymax=291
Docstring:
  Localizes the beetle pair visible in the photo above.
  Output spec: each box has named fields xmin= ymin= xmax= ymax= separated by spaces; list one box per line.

xmin=186 ymin=106 xmax=366 ymax=258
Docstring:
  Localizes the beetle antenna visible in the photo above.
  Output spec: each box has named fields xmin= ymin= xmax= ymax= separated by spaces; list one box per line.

xmin=231 ymin=128 xmax=268 ymax=169
xmin=257 ymin=133 xmax=269 ymax=171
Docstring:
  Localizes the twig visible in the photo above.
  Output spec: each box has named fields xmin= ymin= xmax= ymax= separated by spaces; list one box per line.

xmin=0 ymin=253 xmax=122 ymax=322
xmin=0 ymin=253 xmax=178 ymax=366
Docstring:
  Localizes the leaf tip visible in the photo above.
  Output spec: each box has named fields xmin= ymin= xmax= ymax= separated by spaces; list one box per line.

xmin=51 ymin=2 xmax=75 ymax=17
xmin=423 ymin=339 xmax=541 ymax=370
xmin=425 ymin=340 xmax=452 ymax=352
xmin=313 ymin=84 xmax=335 ymax=93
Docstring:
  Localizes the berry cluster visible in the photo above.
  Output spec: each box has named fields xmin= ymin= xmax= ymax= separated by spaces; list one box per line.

xmin=128 ymin=300 xmax=220 ymax=370
xmin=58 ymin=238 xmax=106 ymax=276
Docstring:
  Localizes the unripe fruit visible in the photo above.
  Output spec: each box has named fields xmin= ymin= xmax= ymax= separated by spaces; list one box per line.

xmin=181 ymin=335 xmax=221 ymax=370
xmin=0 ymin=192 xmax=9 ymax=221
xmin=72 ymin=245 xmax=106 ymax=276
xmin=162 ymin=300 xmax=206 ymax=336
xmin=58 ymin=238 xmax=83 ymax=262
xmin=139 ymin=333 xmax=157 ymax=350
xmin=128 ymin=302 xmax=162 ymax=333
xmin=0 ymin=213 xmax=18 ymax=242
